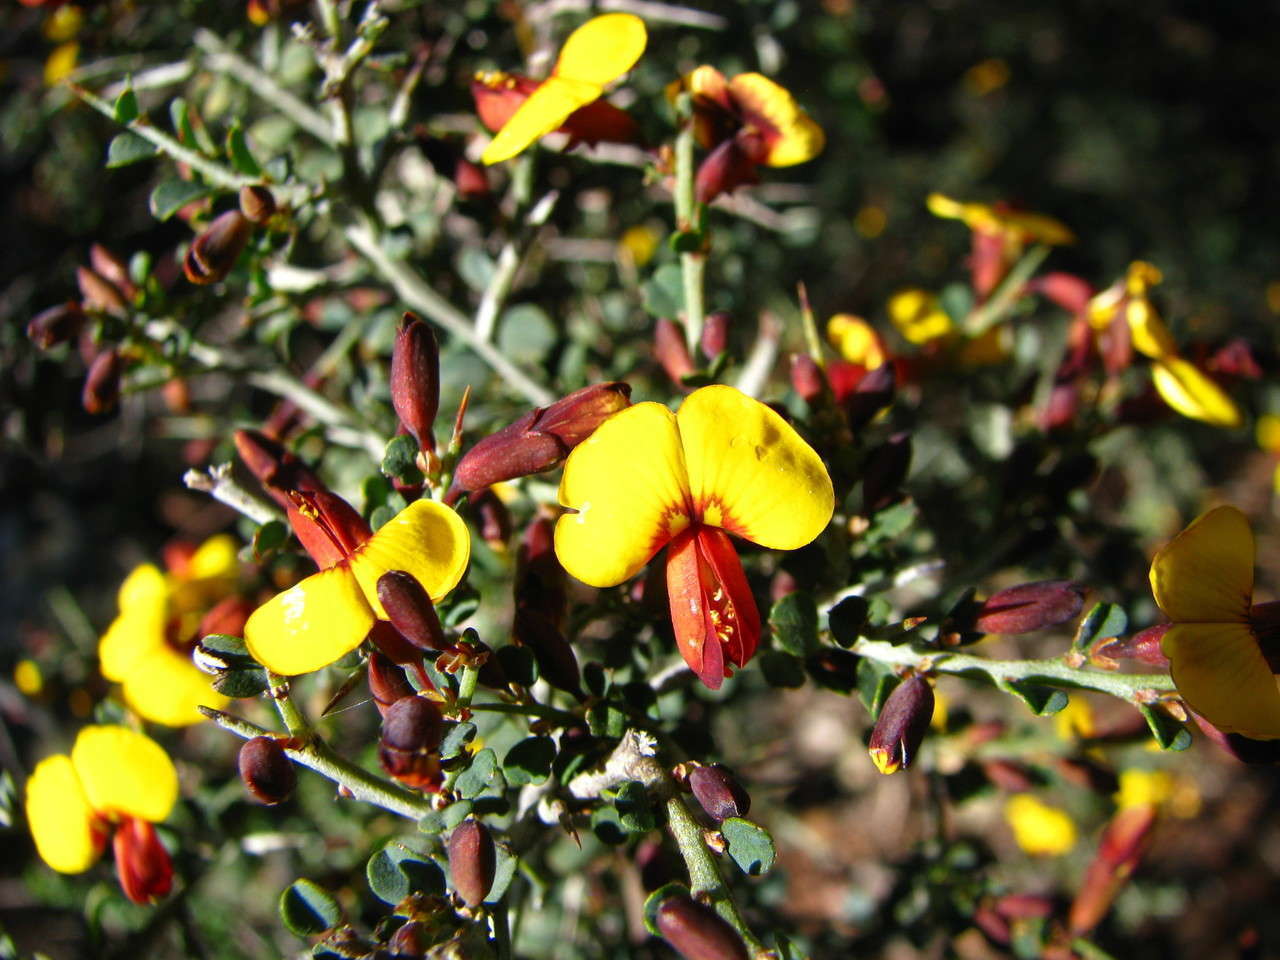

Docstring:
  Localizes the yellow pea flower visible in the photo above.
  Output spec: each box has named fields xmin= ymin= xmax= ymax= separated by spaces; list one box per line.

xmin=888 ymin=289 xmax=952 ymax=345
xmin=1004 ymin=794 xmax=1077 ymax=856
xmin=554 ymin=385 xmax=833 ymax=689
xmin=1150 ymin=356 xmax=1242 ymax=428
xmin=244 ymin=498 xmax=470 ymax=676
xmin=1149 ymin=505 xmax=1280 ymax=739
xmin=26 ymin=725 xmax=178 ymax=904
xmin=826 ymin=314 xmax=886 ymax=369
xmin=926 ymin=193 xmax=1075 ymax=246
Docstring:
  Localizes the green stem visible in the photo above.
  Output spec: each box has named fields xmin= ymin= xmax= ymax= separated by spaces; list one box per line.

xmin=199 ymin=706 xmax=433 ymax=820
xmin=455 ymin=665 xmax=481 ymax=712
xmin=467 ymin=700 xmax=580 ymax=728
xmin=267 ymin=674 xmax=313 ymax=738
xmin=963 ymin=244 xmax=1050 ymax=336
xmin=672 ymin=92 xmax=706 ymax=358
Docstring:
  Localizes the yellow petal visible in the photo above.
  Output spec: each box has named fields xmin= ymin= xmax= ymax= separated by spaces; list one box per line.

xmin=349 ymin=499 xmax=471 ymax=617
xmin=244 ymin=565 xmax=375 ymax=676
xmin=187 ymin=534 xmax=240 ymax=581
xmin=1256 ymin=414 xmax=1280 ymax=454
xmin=993 ymin=208 xmax=1074 ymax=245
xmin=1126 ymin=260 xmax=1162 ymax=295
xmin=1151 ymin=356 xmax=1242 ymax=428
xmin=121 ymin=644 xmax=229 ymax=727
xmin=100 ymin=565 xmax=169 ymax=682
xmin=826 ymin=314 xmax=885 ymax=368
xmin=72 ymin=726 xmax=178 ymax=823
xmin=553 ymin=13 xmax=646 ymax=86
xmin=1004 ymin=795 xmax=1076 ymax=856
xmin=26 ymin=754 xmax=99 ymax=873
xmin=481 ymin=76 xmax=600 ymax=165
xmin=678 ymin=385 xmax=834 ymax=550
xmin=888 ymin=288 xmax=952 ymax=344
xmin=1149 ymin=504 xmax=1253 ymax=622
xmin=1163 ymin=622 xmax=1280 ymax=739
xmin=1126 ymin=299 xmax=1176 ymax=359
xmin=729 ymin=73 xmax=825 ymax=166
xmin=556 ymin=402 xmax=692 ymax=587
xmin=925 ymin=192 xmax=969 ymax=221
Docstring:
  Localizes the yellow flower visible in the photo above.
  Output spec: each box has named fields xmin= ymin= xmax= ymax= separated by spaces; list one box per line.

xmin=1053 ymin=696 xmax=1096 ymax=741
xmin=480 ymin=13 xmax=647 ymax=165
xmin=888 ymin=289 xmax=952 ymax=345
xmin=99 ymin=536 xmax=238 ymax=726
xmin=1150 ymin=356 xmax=1242 ymax=428
xmin=26 ymin=725 xmax=178 ymax=903
xmin=244 ymin=499 xmax=470 ymax=676
xmin=927 ymin=193 xmax=1074 ymax=246
xmin=554 ymin=385 xmax=833 ymax=688
xmin=1004 ymin=795 xmax=1077 ymax=856
xmin=1149 ymin=505 xmax=1280 ymax=739
xmin=826 ymin=314 xmax=886 ymax=368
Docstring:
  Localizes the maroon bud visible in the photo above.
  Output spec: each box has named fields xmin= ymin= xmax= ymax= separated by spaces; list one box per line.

xmin=688 ymin=764 xmax=750 ymax=821
xmin=514 ymin=608 xmax=583 ymax=700
xmin=981 ymin=758 xmax=1035 ymax=792
xmin=969 ymin=228 xmax=1008 ymax=299
xmin=378 ymin=695 xmax=445 ymax=791
xmin=1028 ymin=271 xmax=1093 ymax=316
xmin=233 ymin=428 xmax=325 ymax=510
xmin=450 ymin=382 xmax=630 ymax=495
xmin=388 ymin=920 xmax=430 ymax=956
xmin=789 ymin=353 xmax=829 ymax=405
xmin=82 ymin=347 xmax=123 ymax=414
xmin=448 ymin=819 xmax=496 ymax=907
xmin=655 ymin=317 xmax=695 ymax=386
xmin=184 ymin=210 xmax=253 ymax=285
xmin=238 ymin=184 xmax=277 ymax=224
xmin=1038 ymin=381 xmax=1081 ymax=433
xmin=861 ymin=432 xmax=912 ymax=515
xmin=113 ymin=817 xmax=173 ymax=905
xmin=867 ymin=675 xmax=934 ymax=775
xmin=472 ymin=488 xmax=513 ymax=549
xmin=700 ymin=312 xmax=730 ymax=361
xmin=377 ymin=570 xmax=446 ymax=652
xmin=1068 ymin=804 xmax=1157 ymax=935
xmin=974 ymin=580 xmax=1085 ymax=635
xmin=391 ymin=312 xmax=440 ymax=453
xmin=516 ymin=516 xmax=567 ymax=624
xmin=238 ymin=736 xmax=297 ymax=805
xmin=368 ymin=651 xmax=416 ymax=717
xmin=88 ymin=244 xmax=136 ymax=300
xmin=1098 ymin=308 xmax=1133 ymax=375
xmin=28 ymin=302 xmax=86 ymax=349
xmin=844 ymin=362 xmax=896 ymax=429
xmin=1092 ymin=624 xmax=1170 ymax=668
xmin=695 ymin=137 xmax=759 ymax=206
xmin=654 ymin=894 xmax=748 ymax=960
xmin=76 ymin=265 xmax=127 ymax=315
xmin=1207 ymin=338 xmax=1263 ymax=380
xmin=972 ymin=903 xmax=1011 ymax=946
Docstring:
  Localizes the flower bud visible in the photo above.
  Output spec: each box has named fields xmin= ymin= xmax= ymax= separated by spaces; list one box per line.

xmin=28 ymin=302 xmax=86 ymax=349
xmin=843 ymin=361 xmax=895 ymax=429
xmin=789 ymin=353 xmax=829 ymax=405
xmin=238 ymin=736 xmax=297 ymax=805
xmin=377 ymin=570 xmax=445 ymax=653
xmin=701 ymin=312 xmax=730 ymax=360
xmin=654 ymin=894 xmax=748 ymax=960
xmin=233 ymin=428 xmax=326 ymax=510
xmin=860 ymin=432 xmax=912 ymax=515
xmin=368 ymin=651 xmax=416 ymax=717
xmin=238 ymin=184 xmax=277 ymax=224
xmin=388 ymin=919 xmax=430 ymax=956
xmin=696 ymin=137 xmax=760 ymax=206
xmin=1038 ymin=381 xmax=1080 ymax=433
xmin=113 ymin=816 xmax=173 ymax=904
xmin=655 ymin=318 xmax=696 ymax=386
xmin=1028 ymin=271 xmax=1093 ymax=316
xmin=514 ymin=607 xmax=583 ymax=700
xmin=285 ymin=489 xmax=372 ymax=568
xmin=450 ymin=382 xmax=630 ymax=495
xmin=1068 ymin=803 xmax=1157 ymax=935
xmin=1192 ymin=713 xmax=1280 ymax=764
xmin=391 ymin=313 xmax=440 ymax=453
xmin=1207 ymin=338 xmax=1263 ymax=380
xmin=184 ymin=210 xmax=253 ymax=285
xmin=88 ymin=244 xmax=136 ymax=300
xmin=516 ymin=515 xmax=567 ymax=624
xmin=77 ymin=265 xmax=128 ymax=315
xmin=867 ymin=675 xmax=934 ymax=775
xmin=1092 ymin=624 xmax=1170 ymax=668
xmin=472 ymin=488 xmax=513 ymax=549
xmin=448 ymin=819 xmax=496 ymax=907
xmin=378 ymin=695 xmax=445 ymax=791
xmin=82 ymin=347 xmax=122 ymax=414
xmin=981 ymin=758 xmax=1035 ymax=792
xmin=688 ymin=764 xmax=750 ymax=821
xmin=974 ymin=580 xmax=1085 ymax=635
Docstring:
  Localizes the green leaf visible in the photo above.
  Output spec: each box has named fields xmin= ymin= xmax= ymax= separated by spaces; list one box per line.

xmin=253 ymin=519 xmax=288 ymax=561
xmin=827 ymin=595 xmax=869 ymax=647
xmin=774 ymin=934 xmax=812 ymax=960
xmin=368 ymin=504 xmax=397 ymax=532
xmin=758 ymin=650 xmax=806 ymax=688
xmin=590 ymin=805 xmax=627 ymax=845
xmin=1000 ymin=679 xmax=1068 ymax=717
xmin=498 ymin=304 xmax=557 ymax=366
xmin=1074 ymin=602 xmax=1128 ymax=651
xmin=226 ymin=122 xmax=262 ymax=177
xmin=417 ymin=810 xmax=446 ymax=835
xmin=486 ymin=841 xmax=518 ymax=903
xmin=667 ymin=229 xmax=704 ymax=254
xmin=149 ymin=179 xmax=210 ymax=221
xmin=366 ymin=841 xmax=445 ymax=905
xmin=439 ymin=722 xmax=476 ymax=759
xmin=199 ymin=633 xmax=250 ymax=659
xmin=721 ymin=817 xmax=776 ymax=876
xmin=381 ymin=433 xmax=422 ymax=483
xmin=106 ymin=131 xmax=157 ymax=168
xmin=453 ymin=748 xmax=500 ymax=799
xmin=211 ymin=666 xmax=269 ymax=699
xmin=939 ymin=282 xmax=974 ymax=325
xmin=642 ymin=264 xmax=684 ymax=318
xmin=113 ymin=85 xmax=139 ymax=125
xmin=769 ymin=592 xmax=819 ymax=657
xmin=502 ymin=737 xmax=556 ymax=787
xmin=280 ymin=879 xmax=343 ymax=937
xmin=610 ymin=780 xmax=656 ymax=834
xmin=1138 ymin=704 xmax=1192 ymax=751
xmin=856 ymin=659 xmax=897 ymax=716
xmin=864 ymin=500 xmax=916 ymax=544
xmin=442 ymin=800 xmax=474 ymax=829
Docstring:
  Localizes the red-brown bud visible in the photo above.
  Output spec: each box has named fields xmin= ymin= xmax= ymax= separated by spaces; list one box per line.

xmin=238 ymin=736 xmax=297 ymax=805
xmin=472 ymin=488 xmax=513 ymax=549
xmin=1028 ymin=271 xmax=1093 ymax=316
xmin=688 ymin=764 xmax=750 ymax=821
xmin=233 ymin=428 xmax=325 ymax=511
xmin=860 ymin=432 xmax=912 ymax=515
xmin=76 ymin=265 xmax=128 ymax=315
xmin=285 ymin=490 xmax=372 ymax=568
xmin=368 ymin=651 xmax=416 ymax=717
xmin=1207 ymin=338 xmax=1263 ymax=380
xmin=654 ymin=894 xmax=748 ymax=960
xmin=88 ymin=244 xmax=135 ymax=300
xmin=238 ymin=184 xmax=277 ymax=224
xmin=844 ymin=362 xmax=896 ymax=429
xmin=448 ymin=818 xmax=496 ymax=907
xmin=516 ymin=516 xmax=567 ymax=624
xmin=994 ymin=893 xmax=1054 ymax=919
xmin=391 ymin=312 xmax=440 ymax=453
xmin=981 ymin=758 xmax=1035 ymax=792
xmin=701 ymin=312 xmax=730 ymax=360
xmin=450 ymin=382 xmax=630 ymax=495
xmin=696 ymin=137 xmax=760 ymax=206
xmin=789 ymin=353 xmax=829 ymax=405
xmin=27 ymin=302 xmax=86 ymax=349
xmin=1068 ymin=804 xmax=1157 ymax=935
xmin=513 ymin=608 xmax=583 ymax=700
xmin=867 ymin=675 xmax=934 ymax=775
xmin=82 ymin=347 xmax=122 ymax=414
xmin=388 ymin=920 xmax=430 ymax=956
xmin=1038 ymin=381 xmax=1081 ymax=433
xmin=1092 ymin=624 xmax=1170 ymax=668
xmin=378 ymin=695 xmax=445 ymax=791
xmin=377 ymin=570 xmax=445 ymax=653
xmin=655 ymin=317 xmax=695 ymax=386
xmin=184 ymin=210 xmax=253 ymax=285
xmin=113 ymin=817 xmax=173 ymax=904
xmin=974 ymin=580 xmax=1085 ymax=635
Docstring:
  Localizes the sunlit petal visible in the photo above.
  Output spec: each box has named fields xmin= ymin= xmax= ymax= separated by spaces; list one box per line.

xmin=728 ymin=73 xmax=825 ymax=167
xmin=481 ymin=76 xmax=600 ymax=165
xmin=244 ymin=565 xmax=375 ymax=676
xmin=697 ymin=526 xmax=760 ymax=668
xmin=122 ymin=644 xmax=228 ymax=727
xmin=665 ymin=529 xmax=715 ymax=688
xmin=1163 ymin=622 xmax=1280 ymax=739
xmin=187 ymin=534 xmax=240 ymax=581
xmin=553 ymin=12 xmax=646 ymax=86
xmin=1149 ymin=505 xmax=1253 ymax=622
xmin=26 ymin=754 xmax=100 ymax=873
xmin=349 ymin=499 xmax=471 ymax=618
xmin=100 ymin=566 xmax=168 ymax=682
xmin=1126 ymin=299 xmax=1176 ymax=359
xmin=557 ymin=402 xmax=692 ymax=587
xmin=1151 ymin=357 xmax=1242 ymax=428
xmin=72 ymin=725 xmax=178 ymax=824
xmin=678 ymin=386 xmax=833 ymax=550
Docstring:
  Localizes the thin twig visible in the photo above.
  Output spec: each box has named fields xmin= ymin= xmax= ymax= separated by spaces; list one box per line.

xmin=183 ymin=464 xmax=283 ymax=525
xmin=475 ymin=190 xmax=560 ymax=342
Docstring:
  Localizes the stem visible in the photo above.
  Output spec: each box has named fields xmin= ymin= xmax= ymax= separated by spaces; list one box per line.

xmin=246 ymin=368 xmax=385 ymax=460
xmin=199 ymin=706 xmax=434 ymax=820
xmin=183 ymin=464 xmax=283 ymax=525
xmin=267 ymin=674 xmax=313 ymax=738
xmin=474 ymin=190 xmax=560 ymax=343
xmin=964 ymin=244 xmax=1051 ymax=336
xmin=468 ymin=700 xmax=581 ymax=728
xmin=672 ymin=92 xmax=706 ymax=358
xmin=455 ymin=664 xmax=481 ymax=712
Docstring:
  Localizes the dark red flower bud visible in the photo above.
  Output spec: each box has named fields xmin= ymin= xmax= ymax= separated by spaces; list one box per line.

xmin=28 ymin=302 xmax=86 ymax=349
xmin=1207 ymin=338 xmax=1263 ymax=380
xmin=368 ymin=650 xmax=416 ymax=717
xmin=233 ymin=428 xmax=325 ymax=511
xmin=789 ymin=353 xmax=830 ymax=405
xmin=655 ymin=318 xmax=696 ymax=386
xmin=238 ymin=184 xmax=277 ymax=224
xmin=77 ymin=265 xmax=127 ymax=315
xmin=696 ymin=137 xmax=760 ymax=205
xmin=867 ymin=675 xmax=934 ymax=775
xmin=513 ymin=608 xmax=583 ymax=700
xmin=391 ymin=313 xmax=440 ymax=453
xmin=184 ymin=210 xmax=253 ymax=285
xmin=377 ymin=570 xmax=445 ymax=653
xmin=1098 ymin=309 xmax=1133 ymax=375
xmin=972 ymin=903 xmax=1011 ymax=946
xmin=1092 ymin=624 xmax=1170 ymax=668
xmin=388 ymin=920 xmax=430 ymax=956
xmin=700 ymin=312 xmax=730 ymax=361
xmin=1068 ymin=804 xmax=1157 ymax=935
xmin=654 ymin=894 xmax=748 ymax=960
xmin=113 ymin=817 xmax=173 ymax=904
xmin=861 ymin=432 xmax=912 ymax=515
xmin=238 ymin=736 xmax=297 ymax=805
xmin=450 ymin=382 xmax=630 ymax=495
xmin=378 ymin=695 xmax=445 ymax=791
xmin=843 ymin=362 xmax=896 ymax=429
xmin=969 ymin=229 xmax=1008 ymax=300
xmin=974 ymin=580 xmax=1085 ymax=635
xmin=1029 ymin=272 xmax=1093 ymax=316
xmin=285 ymin=490 xmax=372 ymax=568
xmin=981 ymin=758 xmax=1035 ymax=792
xmin=471 ymin=488 xmax=513 ymax=549
xmin=688 ymin=764 xmax=750 ymax=821
xmin=448 ymin=819 xmax=497 ymax=907
xmin=88 ymin=244 xmax=135 ymax=300
xmin=517 ymin=516 xmax=567 ymax=624
xmin=1038 ymin=381 xmax=1081 ymax=433
xmin=82 ymin=347 xmax=122 ymax=414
